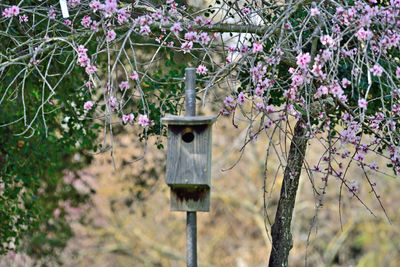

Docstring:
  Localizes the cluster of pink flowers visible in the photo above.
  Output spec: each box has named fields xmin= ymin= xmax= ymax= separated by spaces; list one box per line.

xmin=170 ymin=22 xmax=183 ymax=34
xmin=370 ymin=64 xmax=383 ymax=77
xmin=310 ymin=8 xmax=320 ymax=17
xmin=76 ymin=45 xmax=97 ymax=76
xmin=122 ymin=113 xmax=134 ymax=124
xmin=320 ymin=35 xmax=336 ymax=48
xmin=296 ymin=53 xmax=311 ymax=69
xmin=109 ymin=97 xmax=118 ymax=110
xmin=81 ymin=15 xmax=92 ymax=28
xmin=220 ymin=96 xmax=236 ymax=115
xmin=84 ymin=101 xmax=94 ymax=110
xmin=242 ymin=8 xmax=250 ymax=15
xmin=250 ymin=63 xmax=267 ymax=83
xmin=358 ymin=98 xmax=368 ymax=109
xmin=69 ymin=0 xmax=81 ymax=7
xmin=252 ymin=42 xmax=263 ymax=53
xmin=2 ymin=5 xmax=19 ymax=18
xmin=137 ymin=114 xmax=154 ymax=127
xmin=196 ymin=65 xmax=208 ymax=75
xmin=19 ymin=14 xmax=28 ymax=23
xmin=77 ymin=45 xmax=89 ymax=66
xmin=105 ymin=30 xmax=116 ymax=42
xmin=119 ymin=81 xmax=129 ymax=91
xmin=129 ymin=71 xmax=139 ymax=81
xmin=237 ymin=92 xmax=246 ymax=105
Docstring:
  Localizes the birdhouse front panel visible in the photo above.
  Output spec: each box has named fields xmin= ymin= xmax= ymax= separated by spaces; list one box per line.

xmin=166 ymin=124 xmax=211 ymax=186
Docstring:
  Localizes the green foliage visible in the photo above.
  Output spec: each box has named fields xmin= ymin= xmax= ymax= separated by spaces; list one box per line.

xmin=0 ymin=0 xmax=98 ymax=257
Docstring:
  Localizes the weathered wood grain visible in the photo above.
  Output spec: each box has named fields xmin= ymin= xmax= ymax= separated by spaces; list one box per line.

xmin=162 ymin=116 xmax=216 ymax=211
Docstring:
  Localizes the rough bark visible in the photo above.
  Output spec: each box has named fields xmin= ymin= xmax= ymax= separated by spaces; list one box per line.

xmin=268 ymin=118 xmax=308 ymax=267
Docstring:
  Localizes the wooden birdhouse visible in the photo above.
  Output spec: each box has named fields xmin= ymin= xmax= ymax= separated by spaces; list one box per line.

xmin=161 ymin=115 xmax=217 ymax=212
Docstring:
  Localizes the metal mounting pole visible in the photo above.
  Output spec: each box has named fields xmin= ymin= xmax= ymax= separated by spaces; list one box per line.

xmin=185 ymin=68 xmax=197 ymax=267
xmin=185 ymin=68 xmax=196 ymax=117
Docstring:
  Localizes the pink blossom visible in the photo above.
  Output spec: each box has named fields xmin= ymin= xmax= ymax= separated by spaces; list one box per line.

xmin=89 ymin=1 xmax=102 ymax=12
xmin=2 ymin=5 xmax=20 ymax=18
xmin=329 ymin=83 xmax=344 ymax=97
xmin=138 ymin=114 xmax=151 ymax=127
xmin=237 ymin=92 xmax=246 ymax=105
xmin=358 ymin=98 xmax=368 ymax=109
xmin=355 ymin=28 xmax=373 ymax=41
xmin=130 ymin=71 xmax=139 ymax=81
xmin=341 ymin=78 xmax=351 ymax=88
xmin=228 ymin=45 xmax=237 ymax=52
xmin=85 ymin=64 xmax=97 ymax=74
xmin=310 ymin=8 xmax=320 ymax=16
xmin=194 ymin=16 xmax=203 ymax=25
xmin=63 ymin=19 xmax=72 ymax=26
xmin=355 ymin=153 xmax=365 ymax=162
xmin=317 ymin=85 xmax=329 ymax=96
xmin=266 ymin=105 xmax=274 ymax=113
xmin=224 ymin=96 xmax=235 ymax=108
xmin=252 ymin=42 xmax=263 ymax=53
xmin=220 ymin=108 xmax=230 ymax=115
xmin=242 ymin=8 xmax=250 ymax=15
xmin=322 ymin=49 xmax=331 ymax=61
xmin=320 ymin=35 xmax=335 ymax=48
xmin=140 ymin=25 xmax=151 ymax=35
xmin=349 ymin=183 xmax=359 ymax=194
xmin=119 ymin=81 xmax=129 ymax=91
xmin=196 ymin=65 xmax=208 ymax=75
xmin=199 ymin=32 xmax=211 ymax=45
xmin=104 ymin=0 xmax=117 ymax=15
xmin=19 ymin=14 xmax=28 ymax=23
xmin=240 ymin=44 xmax=250 ymax=54
xmin=109 ymin=97 xmax=118 ymax=110
xmin=181 ymin=41 xmax=193 ymax=54
xmin=81 ymin=15 xmax=92 ymax=28
xmin=78 ymin=54 xmax=90 ymax=67
xmin=185 ymin=31 xmax=198 ymax=41
xmin=291 ymin=75 xmax=304 ymax=87
xmin=122 ymin=113 xmax=135 ymax=124
xmin=369 ymin=162 xmax=379 ymax=171
xmin=296 ymin=52 xmax=311 ymax=69
xmin=84 ymin=101 xmax=93 ymax=110
xmin=312 ymin=64 xmax=325 ymax=78
xmin=254 ymin=86 xmax=264 ymax=97
xmin=265 ymin=119 xmax=274 ymax=128
xmin=170 ymin=22 xmax=183 ymax=34
xmin=117 ymin=9 xmax=130 ymax=25
xmin=77 ymin=45 xmax=88 ymax=55
xmin=204 ymin=19 xmax=214 ymax=26
xmin=69 ymin=0 xmax=81 ymax=7
xmin=48 ymin=8 xmax=56 ymax=19
xmin=313 ymin=165 xmax=322 ymax=172
xmin=396 ymin=67 xmax=400 ymax=78
xmin=105 ymin=30 xmax=116 ymax=42
xmin=391 ymin=0 xmax=400 ymax=8
xmin=91 ymin=21 xmax=100 ymax=31
xmin=370 ymin=64 xmax=383 ymax=77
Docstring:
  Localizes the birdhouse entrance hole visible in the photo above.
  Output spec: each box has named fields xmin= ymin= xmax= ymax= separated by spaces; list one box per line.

xmin=182 ymin=127 xmax=194 ymax=143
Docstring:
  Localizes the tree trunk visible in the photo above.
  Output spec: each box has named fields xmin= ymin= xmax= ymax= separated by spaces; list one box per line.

xmin=268 ymin=118 xmax=308 ymax=267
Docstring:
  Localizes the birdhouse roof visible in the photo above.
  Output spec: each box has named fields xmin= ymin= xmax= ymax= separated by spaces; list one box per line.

xmin=161 ymin=115 xmax=217 ymax=125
